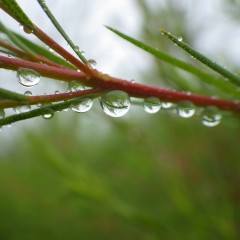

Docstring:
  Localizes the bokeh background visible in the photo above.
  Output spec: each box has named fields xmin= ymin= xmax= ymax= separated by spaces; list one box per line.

xmin=0 ymin=0 xmax=239 ymax=239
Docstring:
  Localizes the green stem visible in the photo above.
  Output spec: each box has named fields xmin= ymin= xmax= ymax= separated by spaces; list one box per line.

xmin=106 ymin=26 xmax=240 ymax=98
xmin=161 ymin=29 xmax=240 ymax=87
xmin=36 ymin=0 xmax=89 ymax=64
xmin=0 ymin=91 xmax=102 ymax=127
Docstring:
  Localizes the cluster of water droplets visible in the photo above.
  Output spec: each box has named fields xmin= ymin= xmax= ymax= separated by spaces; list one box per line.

xmin=141 ymin=94 xmax=224 ymax=127
xmin=7 ymin=48 xmax=225 ymax=127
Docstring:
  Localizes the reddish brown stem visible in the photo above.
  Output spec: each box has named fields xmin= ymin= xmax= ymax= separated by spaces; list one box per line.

xmin=33 ymin=26 xmax=94 ymax=75
xmin=1 ymin=55 xmax=240 ymax=112
xmin=0 ymin=88 xmax=103 ymax=109
xmin=0 ymin=41 xmax=68 ymax=68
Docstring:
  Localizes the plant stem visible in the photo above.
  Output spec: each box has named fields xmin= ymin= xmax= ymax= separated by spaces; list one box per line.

xmin=36 ymin=0 xmax=89 ymax=64
xmin=161 ymin=30 xmax=240 ymax=87
xmin=1 ymin=55 xmax=240 ymax=112
xmin=0 ymin=88 xmax=103 ymax=109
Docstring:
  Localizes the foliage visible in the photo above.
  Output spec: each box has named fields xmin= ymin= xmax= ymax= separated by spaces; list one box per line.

xmin=0 ymin=1 xmax=239 ymax=239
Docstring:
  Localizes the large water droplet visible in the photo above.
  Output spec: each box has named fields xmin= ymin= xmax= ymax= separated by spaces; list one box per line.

xmin=201 ymin=107 xmax=222 ymax=127
xmin=144 ymin=97 xmax=161 ymax=114
xmin=68 ymin=81 xmax=86 ymax=91
xmin=17 ymin=68 xmax=40 ymax=87
xmin=177 ymin=101 xmax=195 ymax=118
xmin=71 ymin=98 xmax=93 ymax=113
xmin=100 ymin=91 xmax=130 ymax=117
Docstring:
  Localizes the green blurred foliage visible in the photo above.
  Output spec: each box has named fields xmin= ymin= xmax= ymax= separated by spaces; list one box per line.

xmin=0 ymin=1 xmax=239 ymax=239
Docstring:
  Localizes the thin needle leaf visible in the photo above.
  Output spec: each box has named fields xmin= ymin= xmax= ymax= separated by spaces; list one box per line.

xmin=105 ymin=26 xmax=240 ymax=98
xmin=0 ymin=0 xmax=34 ymax=33
xmin=0 ymin=88 xmax=28 ymax=102
xmin=37 ymin=0 xmax=88 ymax=64
xmin=161 ymin=29 xmax=240 ymax=87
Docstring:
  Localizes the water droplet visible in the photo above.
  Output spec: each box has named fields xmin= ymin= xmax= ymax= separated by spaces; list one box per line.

xmin=162 ymin=102 xmax=174 ymax=109
xmin=74 ymin=45 xmax=80 ymax=52
xmin=23 ymin=25 xmax=33 ymax=34
xmin=55 ymin=90 xmax=60 ymax=94
xmin=71 ymin=98 xmax=93 ymax=113
xmin=178 ymin=37 xmax=183 ymax=42
xmin=100 ymin=90 xmax=130 ymax=117
xmin=88 ymin=59 xmax=97 ymax=69
xmin=177 ymin=101 xmax=195 ymax=118
xmin=42 ymin=113 xmax=54 ymax=119
xmin=14 ymin=104 xmax=31 ymax=114
xmin=24 ymin=90 xmax=32 ymax=96
xmin=144 ymin=97 xmax=161 ymax=114
xmin=17 ymin=68 xmax=40 ymax=87
xmin=201 ymin=107 xmax=222 ymax=127
xmin=0 ymin=109 xmax=5 ymax=119
xmin=68 ymin=81 xmax=86 ymax=91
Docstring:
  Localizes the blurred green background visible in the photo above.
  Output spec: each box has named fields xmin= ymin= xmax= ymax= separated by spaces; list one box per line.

xmin=0 ymin=1 xmax=239 ymax=239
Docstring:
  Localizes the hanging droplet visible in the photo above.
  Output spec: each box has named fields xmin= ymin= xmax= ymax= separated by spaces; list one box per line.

xmin=0 ymin=109 xmax=5 ymax=119
xmin=23 ymin=25 xmax=33 ymax=34
xmin=201 ymin=107 xmax=222 ymax=127
xmin=162 ymin=102 xmax=174 ymax=109
xmin=100 ymin=90 xmax=130 ymax=117
xmin=177 ymin=101 xmax=195 ymax=118
xmin=71 ymin=98 xmax=93 ymax=113
xmin=42 ymin=113 xmax=54 ymax=119
xmin=88 ymin=59 xmax=97 ymax=69
xmin=144 ymin=97 xmax=161 ymax=114
xmin=14 ymin=105 xmax=31 ymax=114
xmin=68 ymin=81 xmax=86 ymax=91
xmin=17 ymin=68 xmax=40 ymax=87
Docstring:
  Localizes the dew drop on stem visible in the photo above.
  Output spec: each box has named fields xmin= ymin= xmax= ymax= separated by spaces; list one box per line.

xmin=177 ymin=101 xmax=195 ymax=118
xmin=162 ymin=102 xmax=174 ymax=109
xmin=42 ymin=113 xmax=54 ymax=119
xmin=177 ymin=37 xmax=183 ymax=42
xmin=201 ymin=106 xmax=222 ymax=127
xmin=71 ymin=98 xmax=93 ymax=113
xmin=144 ymin=97 xmax=161 ymax=114
xmin=14 ymin=105 xmax=31 ymax=114
xmin=17 ymin=68 xmax=40 ymax=87
xmin=68 ymin=81 xmax=86 ymax=91
xmin=24 ymin=91 xmax=32 ymax=96
xmin=100 ymin=91 xmax=130 ymax=117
